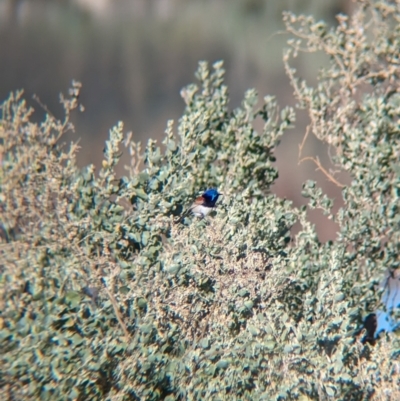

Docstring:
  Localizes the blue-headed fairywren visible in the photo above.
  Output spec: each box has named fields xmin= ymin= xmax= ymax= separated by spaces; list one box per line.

xmin=178 ymin=188 xmax=222 ymax=222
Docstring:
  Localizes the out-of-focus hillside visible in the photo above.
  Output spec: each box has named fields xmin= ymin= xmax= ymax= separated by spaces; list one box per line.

xmin=0 ymin=0 xmax=353 ymax=241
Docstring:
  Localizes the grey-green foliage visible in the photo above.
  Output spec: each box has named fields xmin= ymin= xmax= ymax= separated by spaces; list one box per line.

xmin=1 ymin=1 xmax=400 ymax=400
xmin=0 ymin=63 xmax=294 ymax=400
xmin=283 ymin=1 xmax=400 ymax=311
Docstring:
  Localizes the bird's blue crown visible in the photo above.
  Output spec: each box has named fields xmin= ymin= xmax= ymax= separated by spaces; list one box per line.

xmin=201 ymin=188 xmax=221 ymax=207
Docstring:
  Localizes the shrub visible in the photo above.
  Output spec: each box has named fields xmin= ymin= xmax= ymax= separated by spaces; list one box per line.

xmin=1 ymin=0 xmax=400 ymax=399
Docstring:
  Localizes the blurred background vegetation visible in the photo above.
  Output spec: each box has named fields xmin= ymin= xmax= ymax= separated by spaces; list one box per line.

xmin=0 ymin=0 xmax=353 ymax=241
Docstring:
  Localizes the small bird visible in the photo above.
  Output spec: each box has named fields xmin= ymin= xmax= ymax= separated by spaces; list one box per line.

xmin=179 ymin=188 xmax=222 ymax=221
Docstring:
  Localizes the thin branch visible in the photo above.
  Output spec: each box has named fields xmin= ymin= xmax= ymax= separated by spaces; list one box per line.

xmin=298 ymin=125 xmax=311 ymax=159
xmin=299 ymin=156 xmax=345 ymax=188
xmin=32 ymin=94 xmax=56 ymax=120
xmin=101 ymin=277 xmax=131 ymax=341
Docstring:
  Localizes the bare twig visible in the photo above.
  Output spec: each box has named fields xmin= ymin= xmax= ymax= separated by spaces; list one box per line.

xmin=101 ymin=277 xmax=131 ymax=341
xmin=299 ymin=156 xmax=345 ymax=188
xmin=298 ymin=125 xmax=311 ymax=159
